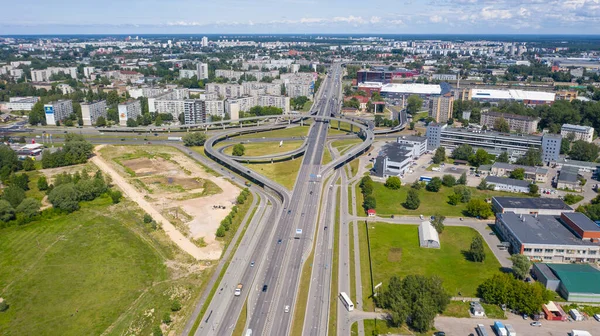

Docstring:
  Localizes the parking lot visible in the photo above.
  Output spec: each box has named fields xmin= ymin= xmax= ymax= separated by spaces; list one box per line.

xmin=435 ymin=314 xmax=600 ymax=336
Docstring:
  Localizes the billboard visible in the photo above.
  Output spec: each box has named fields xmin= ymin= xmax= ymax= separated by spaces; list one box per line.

xmin=44 ymin=104 xmax=56 ymax=125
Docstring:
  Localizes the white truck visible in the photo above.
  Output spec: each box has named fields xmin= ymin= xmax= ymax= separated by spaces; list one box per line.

xmin=505 ymin=324 xmax=516 ymax=336
xmin=167 ymin=137 xmax=182 ymax=141
xmin=493 ymin=321 xmax=507 ymax=336
xmin=235 ymin=283 xmax=243 ymax=296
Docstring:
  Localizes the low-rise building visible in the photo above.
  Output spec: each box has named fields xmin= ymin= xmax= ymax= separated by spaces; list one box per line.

xmin=556 ymin=166 xmax=582 ymax=192
xmin=118 ymin=100 xmax=142 ymax=126
xmin=544 ymin=263 xmax=600 ymax=302
xmin=81 ymin=100 xmax=107 ymax=126
xmin=6 ymin=97 xmax=39 ymax=111
xmin=419 ymin=221 xmax=440 ymax=249
xmin=44 ymin=100 xmax=73 ymax=126
xmin=490 ymin=162 xmax=548 ymax=182
xmin=179 ymin=69 xmax=197 ymax=79
xmin=492 ymin=197 xmax=573 ymax=216
xmin=462 ymin=88 xmax=555 ymax=105
xmin=495 ymin=211 xmax=600 ymax=264
xmin=480 ymin=111 xmax=539 ymax=134
xmin=561 ymin=124 xmax=594 ymax=143
xmin=396 ymin=135 xmax=428 ymax=158
xmin=372 ymin=142 xmax=413 ymax=178
xmin=485 ymin=176 xmax=530 ymax=193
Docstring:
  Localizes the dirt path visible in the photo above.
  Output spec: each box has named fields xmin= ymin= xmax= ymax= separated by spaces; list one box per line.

xmin=92 ymin=147 xmax=220 ymax=260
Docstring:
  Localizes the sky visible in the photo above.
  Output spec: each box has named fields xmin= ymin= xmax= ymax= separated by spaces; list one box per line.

xmin=1 ymin=0 xmax=600 ymax=35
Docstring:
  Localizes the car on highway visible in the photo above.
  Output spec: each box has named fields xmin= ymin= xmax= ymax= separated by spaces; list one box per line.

xmin=277 ymin=239 xmax=282 ymax=244
xmin=530 ymin=321 xmax=542 ymax=327
xmin=250 ymin=261 xmax=255 ymax=267
xmin=284 ymin=305 xmax=290 ymax=313
xmin=262 ymin=285 xmax=268 ymax=292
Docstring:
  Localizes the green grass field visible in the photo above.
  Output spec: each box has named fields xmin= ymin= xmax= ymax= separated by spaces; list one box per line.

xmin=235 ymin=126 xmax=310 ymax=139
xmin=360 ymin=223 xmax=501 ymax=309
xmin=0 ymin=195 xmax=207 ymax=336
xmin=223 ymin=140 xmax=304 ymax=157
xmin=244 ymin=158 xmax=302 ymax=190
xmin=371 ymin=182 xmax=522 ymax=217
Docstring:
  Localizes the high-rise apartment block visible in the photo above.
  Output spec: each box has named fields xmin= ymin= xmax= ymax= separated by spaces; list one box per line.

xmin=480 ymin=111 xmax=539 ymax=134
xmin=197 ymin=62 xmax=209 ymax=80
xmin=179 ymin=69 xmax=197 ymax=79
xmin=118 ymin=100 xmax=142 ymax=126
xmin=44 ymin=100 xmax=74 ymax=125
xmin=183 ymin=100 xmax=207 ymax=125
xmin=429 ymin=92 xmax=454 ymax=123
xmin=81 ymin=100 xmax=107 ymax=126
xmin=31 ymin=67 xmax=78 ymax=82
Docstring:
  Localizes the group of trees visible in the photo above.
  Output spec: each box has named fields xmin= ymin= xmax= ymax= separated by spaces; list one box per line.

xmin=448 ymin=184 xmax=472 ymax=205
xmin=182 ymin=132 xmax=207 ymax=147
xmin=41 ymin=134 xmax=93 ymax=169
xmin=477 ymin=271 xmax=553 ymax=316
xmin=290 ymin=96 xmax=309 ymax=110
xmin=377 ymin=275 xmax=450 ymax=332
xmin=216 ymin=188 xmax=250 ymax=238
xmin=0 ymin=173 xmax=41 ymax=226
xmin=432 ymin=147 xmax=446 ymax=164
xmin=232 ymin=144 xmax=245 ymax=156
xmin=452 ymin=144 xmax=492 ymax=167
xmin=241 ymin=106 xmax=283 ymax=117
xmin=47 ymin=170 xmax=120 ymax=212
xmin=374 ymin=115 xmax=400 ymax=128
xmin=359 ymin=176 xmax=376 ymax=211
xmin=465 ymin=199 xmax=494 ymax=219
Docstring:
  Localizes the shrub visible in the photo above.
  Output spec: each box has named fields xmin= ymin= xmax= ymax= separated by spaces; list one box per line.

xmin=143 ymin=213 xmax=153 ymax=223
xmin=171 ymin=300 xmax=182 ymax=312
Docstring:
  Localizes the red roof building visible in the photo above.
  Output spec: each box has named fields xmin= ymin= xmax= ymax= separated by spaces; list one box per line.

xmin=367 ymin=209 xmax=376 ymax=217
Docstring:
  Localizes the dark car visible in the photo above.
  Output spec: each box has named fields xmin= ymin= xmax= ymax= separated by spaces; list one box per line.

xmin=262 ymin=285 xmax=268 ymax=292
xmin=277 ymin=239 xmax=282 ymax=244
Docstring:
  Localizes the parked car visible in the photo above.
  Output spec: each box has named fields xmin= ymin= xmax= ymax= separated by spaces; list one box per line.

xmin=530 ymin=321 xmax=542 ymax=327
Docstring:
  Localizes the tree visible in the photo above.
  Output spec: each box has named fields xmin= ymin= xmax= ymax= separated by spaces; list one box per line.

xmin=496 ymin=151 xmax=510 ymax=163
xmin=569 ymin=140 xmax=599 ymax=162
xmin=22 ymin=157 xmax=35 ymax=171
xmin=360 ymin=176 xmax=374 ymax=196
xmin=126 ymin=118 xmax=138 ymax=127
xmin=425 ymin=177 xmax=442 ymax=192
xmin=0 ymin=144 xmax=21 ymax=180
xmin=442 ymin=174 xmax=456 ymax=187
xmin=106 ymin=90 xmax=120 ymax=106
xmin=431 ymin=214 xmax=445 ymax=233
xmin=510 ymin=168 xmax=526 ymax=180
xmin=171 ymin=300 xmax=182 ymax=312
xmin=515 ymin=148 xmax=542 ymax=166
xmin=95 ymin=116 xmax=107 ymax=127
xmin=465 ymin=199 xmax=493 ymax=219
xmin=10 ymin=173 xmax=30 ymax=191
xmin=2 ymin=185 xmax=25 ymax=208
xmin=453 ymin=185 xmax=472 ymax=203
xmin=0 ymin=200 xmax=15 ymax=222
xmin=468 ymin=236 xmax=486 ymax=262
xmin=409 ymin=121 xmax=415 ymax=130
xmin=411 ymin=180 xmax=423 ymax=190
xmin=432 ymin=147 xmax=446 ymax=164
xmin=406 ymin=95 xmax=424 ymax=114
xmin=154 ymin=115 xmax=162 ymax=127
xmin=363 ymin=195 xmax=376 ymax=211
xmin=48 ymin=183 xmax=80 ymax=212
xmin=469 ymin=149 xmax=490 ymax=167
xmin=109 ymin=189 xmax=122 ymax=204
xmin=404 ymin=189 xmax=420 ymax=210
xmin=529 ymin=183 xmax=539 ymax=195
xmin=216 ymin=226 xmax=226 ymax=237
xmin=385 ymin=176 xmax=402 ymax=190
xmin=477 ymin=179 xmax=489 ymax=190
xmin=494 ymin=117 xmax=510 ymax=132
xmin=232 ymin=144 xmax=245 ymax=156
xmin=560 ymin=139 xmax=571 ymax=155
xmin=37 ymin=175 xmax=49 ymax=191
xmin=182 ymin=132 xmax=207 ymax=147
xmin=511 ymin=254 xmax=532 ymax=280
xmin=452 ymin=144 xmax=473 ymax=161
xmin=457 ymin=172 xmax=467 ymax=185
xmin=15 ymin=198 xmax=41 ymax=218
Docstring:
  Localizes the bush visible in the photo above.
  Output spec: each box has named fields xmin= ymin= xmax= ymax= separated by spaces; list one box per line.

xmin=0 ymin=300 xmax=8 ymax=312
xmin=411 ymin=180 xmax=423 ymax=190
xmin=143 ymin=213 xmax=153 ymax=223
xmin=109 ymin=190 xmax=122 ymax=204
xmin=171 ymin=300 xmax=182 ymax=312
xmin=37 ymin=175 xmax=49 ymax=191
xmin=216 ymin=226 xmax=226 ymax=237
xmin=0 ymin=200 xmax=16 ymax=222
xmin=384 ymin=176 xmax=402 ymax=190
xmin=442 ymin=174 xmax=456 ymax=187
xmin=425 ymin=177 xmax=442 ymax=192
xmin=465 ymin=199 xmax=493 ymax=219
xmin=48 ymin=183 xmax=80 ymax=212
xmin=152 ymin=326 xmax=163 ymax=336
xmin=563 ymin=193 xmax=584 ymax=205
xmin=15 ymin=198 xmax=41 ymax=218
xmin=162 ymin=312 xmax=172 ymax=324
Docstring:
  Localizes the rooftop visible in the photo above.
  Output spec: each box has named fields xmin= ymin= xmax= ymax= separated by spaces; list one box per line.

xmin=492 ymin=162 xmax=548 ymax=175
xmin=547 ymin=263 xmax=600 ymax=294
xmin=485 ymin=176 xmax=530 ymax=188
xmin=562 ymin=212 xmax=600 ymax=233
xmin=498 ymin=212 xmax=598 ymax=246
xmin=561 ymin=124 xmax=594 ymax=132
xmin=558 ymin=166 xmax=579 ymax=183
xmin=533 ymin=263 xmax=559 ymax=282
xmin=471 ymin=88 xmax=555 ymax=102
xmin=381 ymin=83 xmax=442 ymax=95
xmin=378 ymin=142 xmax=413 ymax=163
xmin=493 ymin=197 xmax=573 ymax=211
xmin=397 ymin=135 xmax=427 ymax=143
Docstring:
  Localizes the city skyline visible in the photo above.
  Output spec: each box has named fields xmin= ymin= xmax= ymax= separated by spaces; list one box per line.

xmin=2 ymin=0 xmax=600 ymax=35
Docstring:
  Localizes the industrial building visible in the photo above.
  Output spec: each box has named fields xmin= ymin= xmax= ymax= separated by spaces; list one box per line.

xmin=81 ymin=100 xmax=107 ymax=126
xmin=380 ymin=82 xmax=451 ymax=101
xmin=44 ymin=100 xmax=73 ymax=126
xmin=372 ymin=136 xmax=427 ymax=178
xmin=484 ymin=176 xmax=531 ymax=193
xmin=480 ymin=111 xmax=540 ymax=134
xmin=6 ymin=97 xmax=39 ymax=111
xmin=533 ymin=263 xmax=600 ymax=303
xmin=491 ymin=197 xmax=573 ymax=216
xmin=426 ymin=124 xmax=561 ymax=162
xmin=495 ymin=211 xmax=600 ymax=264
xmin=561 ymin=124 xmax=594 ymax=143
xmin=461 ymin=88 xmax=555 ymax=105
xmin=356 ymin=68 xmax=419 ymax=83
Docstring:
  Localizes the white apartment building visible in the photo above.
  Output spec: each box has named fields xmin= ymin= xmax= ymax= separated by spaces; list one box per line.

xmin=226 ymin=97 xmax=257 ymax=120
xmin=83 ymin=66 xmax=95 ymax=78
xmin=153 ymin=99 xmax=186 ymax=120
xmin=7 ymin=97 xmax=39 ymax=111
xmin=206 ymin=83 xmax=244 ymax=99
xmin=201 ymin=36 xmax=209 ymax=47
xmin=215 ymin=69 xmax=244 ymax=80
xmin=31 ymin=67 xmax=78 ymax=82
xmin=44 ymin=100 xmax=74 ymax=125
xmin=285 ymin=82 xmax=312 ymax=98
xmin=205 ymin=100 xmax=225 ymax=119
xmin=197 ymin=62 xmax=209 ymax=80
xmin=561 ymin=124 xmax=594 ymax=143
xmin=81 ymin=100 xmax=107 ymax=126
xmin=9 ymin=69 xmax=23 ymax=79
xmin=118 ymin=100 xmax=142 ymax=126
xmin=242 ymin=82 xmax=281 ymax=96
xmin=258 ymin=95 xmax=290 ymax=114
xmin=179 ymin=69 xmax=197 ymax=79
xmin=128 ymin=87 xmax=165 ymax=99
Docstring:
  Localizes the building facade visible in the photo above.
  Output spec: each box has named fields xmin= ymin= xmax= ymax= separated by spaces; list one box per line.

xmin=196 ymin=62 xmax=209 ymax=80
xmin=485 ymin=176 xmax=531 ymax=193
xmin=118 ymin=100 xmax=142 ymax=126
xmin=205 ymin=100 xmax=225 ymax=119
xmin=6 ymin=97 xmax=39 ymax=111
xmin=396 ymin=135 xmax=428 ymax=158
xmin=429 ymin=92 xmax=454 ymax=123
xmin=81 ymin=100 xmax=107 ymax=126
xmin=491 ymin=197 xmax=573 ymax=216
xmin=480 ymin=111 xmax=539 ymax=134
xmin=31 ymin=67 xmax=78 ymax=82
xmin=179 ymin=69 xmax=197 ymax=79
xmin=561 ymin=124 xmax=594 ymax=143
xmin=44 ymin=100 xmax=73 ymax=126
xmin=183 ymin=100 xmax=207 ymax=125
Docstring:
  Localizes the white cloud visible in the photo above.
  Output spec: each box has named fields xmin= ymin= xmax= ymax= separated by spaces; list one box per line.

xmin=429 ymin=15 xmax=445 ymax=22
xmin=370 ymin=16 xmax=382 ymax=24
xmin=480 ymin=6 xmax=513 ymax=20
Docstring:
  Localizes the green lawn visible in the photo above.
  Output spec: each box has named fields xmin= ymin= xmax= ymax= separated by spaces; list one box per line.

xmin=360 ymin=223 xmax=501 ymax=307
xmin=331 ymin=138 xmax=363 ymax=156
xmin=371 ymin=182 xmax=523 ymax=217
xmin=235 ymin=126 xmax=310 ymax=139
xmin=244 ymin=158 xmax=302 ymax=190
xmin=223 ymin=140 xmax=304 ymax=157
xmin=363 ymin=319 xmax=432 ymax=336
xmin=322 ymin=146 xmax=332 ymax=165
xmin=301 ymin=100 xmax=313 ymax=112
xmin=443 ymin=301 xmax=506 ymax=319
xmin=0 ymin=195 xmax=204 ymax=336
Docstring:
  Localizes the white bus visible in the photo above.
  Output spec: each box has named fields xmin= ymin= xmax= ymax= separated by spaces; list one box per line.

xmin=339 ymin=292 xmax=354 ymax=312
